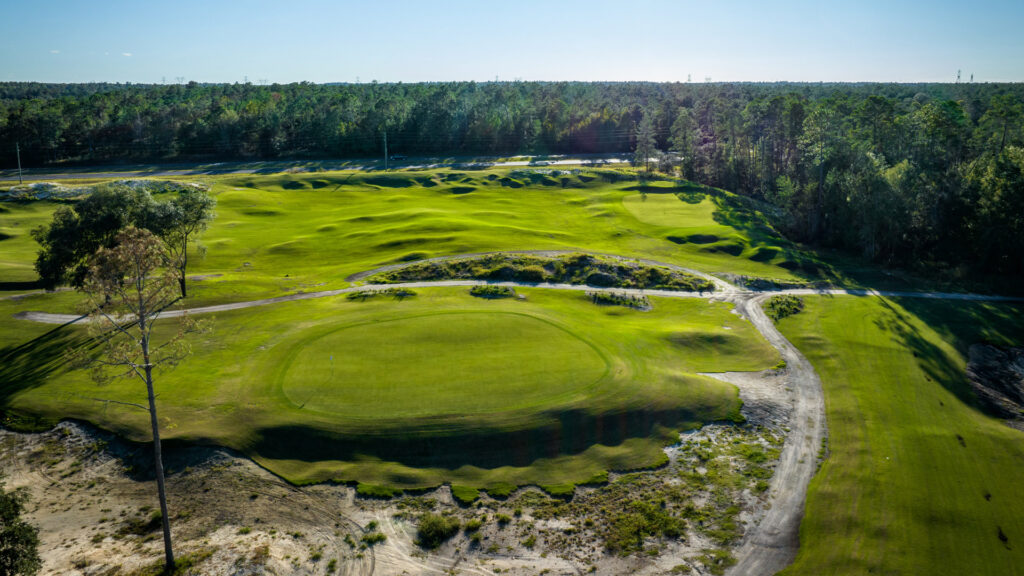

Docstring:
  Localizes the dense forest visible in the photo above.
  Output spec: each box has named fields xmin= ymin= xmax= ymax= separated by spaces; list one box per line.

xmin=2 ymin=81 xmax=1023 ymax=277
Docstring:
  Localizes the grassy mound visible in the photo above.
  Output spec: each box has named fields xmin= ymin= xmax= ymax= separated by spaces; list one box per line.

xmin=370 ymin=252 xmax=715 ymax=292
xmin=1 ymin=168 xmax=826 ymax=307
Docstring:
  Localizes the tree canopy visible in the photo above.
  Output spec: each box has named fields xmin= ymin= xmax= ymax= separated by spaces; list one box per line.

xmin=6 ymin=80 xmax=1024 ymax=277
xmin=31 ymin=183 xmax=215 ymax=292
xmin=0 ymin=478 xmax=40 ymax=576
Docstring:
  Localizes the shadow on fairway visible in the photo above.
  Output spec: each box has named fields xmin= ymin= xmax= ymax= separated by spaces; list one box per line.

xmin=247 ymin=405 xmax=723 ymax=471
xmin=0 ymin=321 xmax=88 ymax=413
xmin=878 ymin=297 xmax=1024 ymax=413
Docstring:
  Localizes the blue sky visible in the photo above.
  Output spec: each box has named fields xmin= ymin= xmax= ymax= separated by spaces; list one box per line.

xmin=2 ymin=0 xmax=1022 ymax=83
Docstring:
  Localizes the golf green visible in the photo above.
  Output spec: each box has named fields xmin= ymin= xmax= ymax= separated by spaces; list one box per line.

xmin=280 ymin=311 xmax=608 ymax=417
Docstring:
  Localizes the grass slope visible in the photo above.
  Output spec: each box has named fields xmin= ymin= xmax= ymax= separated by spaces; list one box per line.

xmin=776 ymin=296 xmax=1024 ymax=575
xmin=0 ymin=169 xmax=823 ymax=308
xmin=0 ymin=287 xmax=779 ymax=491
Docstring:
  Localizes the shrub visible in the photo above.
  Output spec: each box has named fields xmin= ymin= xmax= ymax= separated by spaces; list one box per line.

xmin=368 ymin=253 xmax=714 ymax=292
xmin=346 ymin=288 xmax=416 ymax=301
xmin=604 ymin=500 xmax=684 ymax=554
xmin=763 ymin=295 xmax=804 ymax=322
xmin=588 ymin=291 xmax=650 ymax=310
xmin=416 ymin=513 xmax=460 ymax=549
xmin=516 ymin=265 xmax=547 ymax=282
xmin=469 ymin=285 xmax=515 ymax=299
xmin=360 ymin=531 xmax=387 ymax=546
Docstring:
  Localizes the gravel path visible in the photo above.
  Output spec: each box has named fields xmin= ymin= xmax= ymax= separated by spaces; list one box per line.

xmin=724 ymin=293 xmax=827 ymax=575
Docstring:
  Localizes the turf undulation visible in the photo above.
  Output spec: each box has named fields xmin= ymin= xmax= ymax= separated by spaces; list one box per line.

xmin=0 ymin=287 xmax=779 ymax=492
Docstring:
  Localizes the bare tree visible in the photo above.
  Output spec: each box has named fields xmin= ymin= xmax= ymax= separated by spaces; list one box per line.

xmin=69 ymin=227 xmax=206 ymax=572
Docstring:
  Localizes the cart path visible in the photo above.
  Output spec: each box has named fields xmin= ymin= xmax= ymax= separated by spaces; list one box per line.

xmin=14 ymin=281 xmax=1020 ymax=326
xmin=723 ymin=293 xmax=827 ymax=575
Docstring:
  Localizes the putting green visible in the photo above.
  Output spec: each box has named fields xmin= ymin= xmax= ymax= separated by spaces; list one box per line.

xmin=279 ymin=311 xmax=608 ymax=417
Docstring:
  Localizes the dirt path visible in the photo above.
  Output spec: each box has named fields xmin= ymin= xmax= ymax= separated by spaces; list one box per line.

xmin=721 ymin=294 xmax=827 ymax=576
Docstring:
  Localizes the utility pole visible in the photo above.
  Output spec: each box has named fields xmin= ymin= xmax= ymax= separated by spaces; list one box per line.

xmin=383 ymin=131 xmax=388 ymax=171
xmin=16 ymin=142 xmax=23 ymax=184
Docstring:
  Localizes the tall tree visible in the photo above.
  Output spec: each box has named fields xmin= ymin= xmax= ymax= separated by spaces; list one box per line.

xmin=31 ymin=184 xmax=159 ymax=289
xmin=633 ymin=111 xmax=657 ymax=173
xmin=669 ymin=107 xmax=696 ymax=179
xmin=70 ymin=227 xmax=205 ymax=573
xmin=159 ymin=188 xmax=216 ymax=298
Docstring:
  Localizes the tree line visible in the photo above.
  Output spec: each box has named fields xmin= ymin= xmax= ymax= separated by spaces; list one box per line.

xmin=3 ymin=80 xmax=1023 ymax=276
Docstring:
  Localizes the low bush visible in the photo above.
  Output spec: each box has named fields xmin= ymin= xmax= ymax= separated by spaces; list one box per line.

xmin=370 ymin=253 xmax=714 ymax=292
xmin=588 ymin=291 xmax=650 ymax=310
xmin=346 ymin=288 xmax=417 ymax=301
xmin=416 ymin=513 xmax=460 ymax=549
xmin=469 ymin=285 xmax=515 ymax=299
xmin=763 ymin=295 xmax=804 ymax=322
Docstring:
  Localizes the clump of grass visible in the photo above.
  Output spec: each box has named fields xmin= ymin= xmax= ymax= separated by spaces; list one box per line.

xmin=469 ymin=285 xmax=516 ymax=299
xmin=346 ymin=287 xmax=416 ymax=301
xmin=416 ymin=513 xmax=460 ymax=549
xmin=605 ymin=500 xmax=684 ymax=555
xmin=356 ymin=483 xmax=398 ymax=498
xmin=588 ymin=291 xmax=650 ymax=310
xmin=360 ymin=531 xmax=387 ymax=546
xmin=451 ymin=485 xmax=480 ymax=505
xmin=763 ymin=295 xmax=804 ymax=322
xmin=540 ymin=483 xmax=576 ymax=498
xmin=485 ymin=482 xmax=516 ymax=498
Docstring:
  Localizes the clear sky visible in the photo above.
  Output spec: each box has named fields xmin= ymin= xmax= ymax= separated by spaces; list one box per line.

xmin=2 ymin=0 xmax=1023 ymax=84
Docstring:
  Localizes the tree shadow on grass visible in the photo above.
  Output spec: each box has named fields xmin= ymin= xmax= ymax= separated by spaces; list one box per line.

xmin=873 ymin=297 xmax=1024 ymax=413
xmin=0 ymin=320 xmax=89 ymax=427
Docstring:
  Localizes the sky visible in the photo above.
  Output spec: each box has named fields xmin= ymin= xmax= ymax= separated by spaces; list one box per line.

xmin=2 ymin=0 xmax=1023 ymax=84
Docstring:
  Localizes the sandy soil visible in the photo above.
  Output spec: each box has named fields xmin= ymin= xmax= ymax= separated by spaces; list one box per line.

xmin=2 ymin=405 xmax=790 ymax=576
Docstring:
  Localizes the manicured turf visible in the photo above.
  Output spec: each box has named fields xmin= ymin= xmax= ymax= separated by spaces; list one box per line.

xmin=281 ymin=311 xmax=608 ymax=417
xmin=0 ymin=169 xmax=824 ymax=309
xmin=775 ymin=296 xmax=1024 ymax=575
xmin=0 ymin=287 xmax=779 ymax=490
xmin=0 ymin=200 xmax=58 ymax=287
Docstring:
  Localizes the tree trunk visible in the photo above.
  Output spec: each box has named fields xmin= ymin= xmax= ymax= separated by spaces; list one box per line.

xmin=143 ymin=345 xmax=175 ymax=571
xmin=179 ymin=236 xmax=188 ymax=299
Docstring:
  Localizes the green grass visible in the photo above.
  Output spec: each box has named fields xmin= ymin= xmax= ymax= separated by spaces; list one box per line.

xmin=0 ymin=287 xmax=779 ymax=491
xmin=0 ymin=200 xmax=59 ymax=287
xmin=0 ymin=169 xmax=822 ymax=307
xmin=776 ymin=296 xmax=1024 ymax=575
xmin=282 ymin=311 xmax=607 ymax=417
